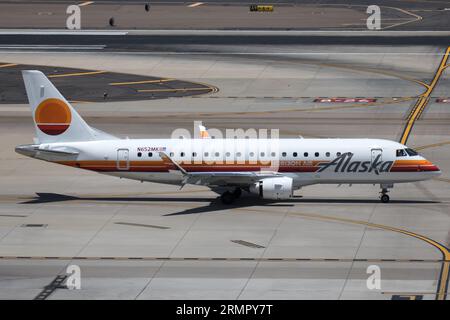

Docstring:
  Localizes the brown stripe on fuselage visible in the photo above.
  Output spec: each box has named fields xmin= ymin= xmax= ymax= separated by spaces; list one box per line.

xmin=391 ymin=159 xmax=439 ymax=172
xmin=55 ymin=160 xmax=326 ymax=173
xmin=54 ymin=159 xmax=439 ymax=173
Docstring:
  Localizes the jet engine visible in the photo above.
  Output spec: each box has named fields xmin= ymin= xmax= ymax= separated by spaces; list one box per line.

xmin=249 ymin=177 xmax=293 ymax=200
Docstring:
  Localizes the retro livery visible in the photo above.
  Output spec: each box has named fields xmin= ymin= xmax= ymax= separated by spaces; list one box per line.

xmin=15 ymin=71 xmax=441 ymax=204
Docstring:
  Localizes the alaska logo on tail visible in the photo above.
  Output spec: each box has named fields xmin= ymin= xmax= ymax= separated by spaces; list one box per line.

xmin=35 ymin=98 xmax=72 ymax=135
xmin=22 ymin=70 xmax=117 ymax=143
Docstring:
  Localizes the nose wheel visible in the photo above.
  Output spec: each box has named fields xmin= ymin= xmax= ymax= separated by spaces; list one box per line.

xmin=380 ymin=194 xmax=390 ymax=203
xmin=379 ymin=184 xmax=392 ymax=203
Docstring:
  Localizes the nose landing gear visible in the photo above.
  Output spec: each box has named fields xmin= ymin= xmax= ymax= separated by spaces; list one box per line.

xmin=379 ymin=184 xmax=393 ymax=203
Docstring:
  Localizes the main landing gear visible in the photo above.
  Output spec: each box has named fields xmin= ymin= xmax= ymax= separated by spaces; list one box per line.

xmin=379 ymin=184 xmax=393 ymax=203
xmin=220 ymin=188 xmax=242 ymax=204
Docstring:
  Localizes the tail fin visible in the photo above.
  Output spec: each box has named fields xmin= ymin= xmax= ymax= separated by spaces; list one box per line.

xmin=22 ymin=70 xmax=116 ymax=143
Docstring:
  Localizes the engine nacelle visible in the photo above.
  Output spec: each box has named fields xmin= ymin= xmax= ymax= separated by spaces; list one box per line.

xmin=249 ymin=177 xmax=293 ymax=200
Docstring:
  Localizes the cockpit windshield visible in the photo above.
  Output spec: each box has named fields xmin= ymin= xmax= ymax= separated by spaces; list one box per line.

xmin=396 ymin=148 xmax=419 ymax=157
xmin=405 ymin=148 xmax=419 ymax=156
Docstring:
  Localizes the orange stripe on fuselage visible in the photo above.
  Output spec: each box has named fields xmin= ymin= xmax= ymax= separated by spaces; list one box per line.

xmin=393 ymin=159 xmax=431 ymax=165
xmin=53 ymin=159 xmax=438 ymax=173
xmin=55 ymin=160 xmax=327 ymax=173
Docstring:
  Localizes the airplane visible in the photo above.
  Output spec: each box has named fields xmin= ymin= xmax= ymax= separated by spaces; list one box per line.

xmin=15 ymin=70 xmax=441 ymax=204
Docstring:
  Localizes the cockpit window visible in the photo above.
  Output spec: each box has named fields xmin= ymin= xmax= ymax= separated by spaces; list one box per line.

xmin=396 ymin=149 xmax=407 ymax=157
xmin=405 ymin=148 xmax=419 ymax=156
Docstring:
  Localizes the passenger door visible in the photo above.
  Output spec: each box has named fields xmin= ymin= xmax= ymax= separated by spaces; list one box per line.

xmin=116 ymin=149 xmax=130 ymax=170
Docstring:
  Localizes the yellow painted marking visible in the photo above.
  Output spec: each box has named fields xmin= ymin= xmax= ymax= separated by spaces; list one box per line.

xmin=48 ymin=70 xmax=107 ymax=78
xmin=0 ymin=63 xmax=18 ymax=68
xmin=109 ymin=79 xmax=174 ymax=86
xmin=382 ymin=292 xmax=436 ymax=295
xmin=188 ymin=2 xmax=204 ymax=7
xmin=138 ymin=87 xmax=211 ymax=93
xmin=171 ymin=60 xmax=424 ymax=118
xmin=382 ymin=6 xmax=423 ymax=30
xmin=68 ymin=100 xmax=92 ymax=104
xmin=237 ymin=207 xmax=450 ymax=300
xmin=181 ymin=96 xmax=414 ymax=119
xmin=434 ymin=177 xmax=450 ymax=184
xmin=400 ymin=46 xmax=450 ymax=145
xmin=294 ymin=212 xmax=450 ymax=300
xmin=319 ymin=62 xmax=429 ymax=91
xmin=79 ymin=1 xmax=94 ymax=6
xmin=415 ymin=140 xmax=450 ymax=151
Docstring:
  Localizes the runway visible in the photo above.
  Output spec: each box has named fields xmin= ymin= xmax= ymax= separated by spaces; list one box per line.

xmin=0 ymin=40 xmax=449 ymax=299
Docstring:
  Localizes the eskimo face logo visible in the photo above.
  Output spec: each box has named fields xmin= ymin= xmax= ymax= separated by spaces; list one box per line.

xmin=318 ymin=152 xmax=393 ymax=175
xmin=35 ymin=98 xmax=72 ymax=135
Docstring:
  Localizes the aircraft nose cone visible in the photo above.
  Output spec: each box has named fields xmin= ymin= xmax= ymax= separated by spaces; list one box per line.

xmin=420 ymin=162 xmax=441 ymax=175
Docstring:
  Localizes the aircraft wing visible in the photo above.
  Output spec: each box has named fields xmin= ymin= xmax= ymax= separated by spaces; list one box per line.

xmin=181 ymin=171 xmax=281 ymax=187
xmin=159 ymin=152 xmax=280 ymax=187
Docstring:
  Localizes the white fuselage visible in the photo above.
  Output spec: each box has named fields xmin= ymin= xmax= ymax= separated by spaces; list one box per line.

xmin=18 ymin=138 xmax=441 ymax=189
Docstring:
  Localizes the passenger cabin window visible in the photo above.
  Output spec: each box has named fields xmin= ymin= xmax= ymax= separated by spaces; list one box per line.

xmin=315 ymin=152 xmax=319 ymax=157
xmin=170 ymin=152 xmax=174 ymax=157
xmin=396 ymin=149 xmax=407 ymax=157
xmin=271 ymin=152 xmax=276 ymax=157
xmin=405 ymin=148 xmax=419 ymax=156
xmin=337 ymin=152 xmax=341 ymax=157
xmin=180 ymin=152 xmax=185 ymax=157
xmin=148 ymin=152 xmax=152 ymax=157
xmin=293 ymin=152 xmax=297 ymax=157
xmin=326 ymin=152 xmax=330 ymax=157
xmin=304 ymin=152 xmax=308 ymax=157
xmin=137 ymin=152 xmax=142 ymax=157
xmin=282 ymin=152 xmax=287 ymax=157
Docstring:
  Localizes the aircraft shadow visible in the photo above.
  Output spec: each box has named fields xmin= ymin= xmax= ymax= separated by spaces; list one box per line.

xmin=19 ymin=193 xmax=440 ymax=216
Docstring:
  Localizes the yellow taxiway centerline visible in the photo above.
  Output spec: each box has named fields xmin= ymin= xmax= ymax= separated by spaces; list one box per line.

xmin=415 ymin=140 xmax=450 ymax=151
xmin=292 ymin=211 xmax=450 ymax=300
xmin=0 ymin=63 xmax=18 ymax=68
xmin=138 ymin=87 xmax=211 ymax=93
xmin=48 ymin=70 xmax=107 ymax=78
xmin=78 ymin=1 xmax=94 ymax=7
xmin=109 ymin=79 xmax=175 ymax=86
xmin=239 ymin=207 xmax=450 ymax=300
xmin=400 ymin=46 xmax=450 ymax=145
xmin=188 ymin=2 xmax=204 ymax=8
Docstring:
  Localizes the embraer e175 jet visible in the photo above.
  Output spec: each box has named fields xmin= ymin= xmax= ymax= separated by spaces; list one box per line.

xmin=15 ymin=71 xmax=441 ymax=204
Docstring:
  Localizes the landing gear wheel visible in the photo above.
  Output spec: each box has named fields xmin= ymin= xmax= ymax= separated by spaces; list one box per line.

xmin=221 ymin=191 xmax=235 ymax=204
xmin=380 ymin=194 xmax=390 ymax=203
xmin=233 ymin=188 xmax=242 ymax=199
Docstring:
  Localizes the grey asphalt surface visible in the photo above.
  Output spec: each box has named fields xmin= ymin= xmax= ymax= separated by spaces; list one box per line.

xmin=0 ymin=63 xmax=214 ymax=103
xmin=0 ymin=1 xmax=450 ymax=31
xmin=1 ymin=32 xmax=450 ymax=50
xmin=0 ymin=43 xmax=449 ymax=299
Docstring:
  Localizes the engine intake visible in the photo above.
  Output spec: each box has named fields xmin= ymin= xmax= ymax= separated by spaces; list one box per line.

xmin=250 ymin=177 xmax=293 ymax=200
